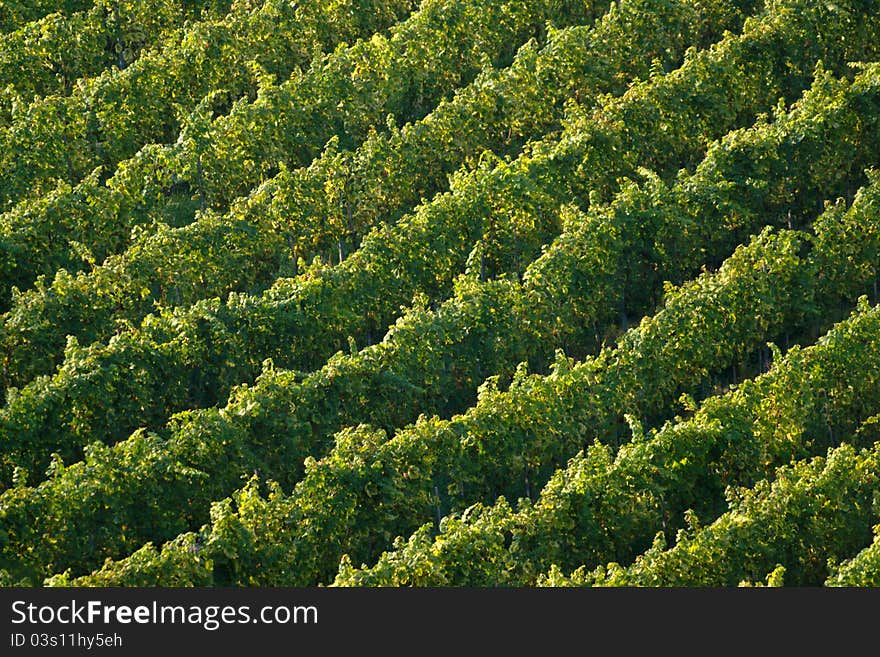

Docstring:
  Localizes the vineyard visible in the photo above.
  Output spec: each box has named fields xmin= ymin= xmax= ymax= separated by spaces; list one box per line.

xmin=0 ymin=0 xmax=879 ymax=588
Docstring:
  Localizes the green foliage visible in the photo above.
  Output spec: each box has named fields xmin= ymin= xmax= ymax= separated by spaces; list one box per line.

xmin=0 ymin=1 xmax=230 ymax=113
xmin=2 ymin=0 xmax=863 ymax=493
xmin=0 ymin=0 xmax=596 ymax=309
xmin=54 ymin=184 xmax=880 ymax=586
xmin=827 ymin=524 xmax=880 ymax=586
xmin=1 ymin=0 xmax=879 ymax=590
xmin=335 ymin=201 xmax=880 ymax=585
xmin=0 ymin=0 xmax=421 ymax=212
xmin=580 ymin=436 xmax=880 ymax=586
xmin=0 ymin=0 xmax=92 ymax=34
xmin=0 ymin=0 xmax=616 ymax=361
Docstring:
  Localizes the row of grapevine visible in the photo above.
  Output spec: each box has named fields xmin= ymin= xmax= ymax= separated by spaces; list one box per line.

xmin=826 ymin=497 xmax=880 ymax=586
xmin=162 ymin=0 xmax=606 ymax=211
xmin=6 ymin=165 xmax=880 ymax=583
xmin=0 ymin=0 xmax=91 ymax=33
xmin=59 ymin=393 xmax=880 ymax=587
xmin=548 ymin=416 xmax=880 ymax=586
xmin=0 ymin=0 xmax=422 ymax=210
xmin=0 ymin=0 xmax=231 ymax=110
xmin=5 ymin=59 xmax=880 ymax=498
xmin=336 ymin=172 xmax=880 ymax=585
xmin=4 ymin=0 xmax=873 ymax=581
xmin=0 ymin=0 xmax=753 ymax=317
xmin=1 ymin=0 xmax=863 ymax=410
xmin=0 ymin=0 xmax=613 ymax=315
xmin=338 ymin=236 xmax=880 ymax=585
xmin=130 ymin=222 xmax=870 ymax=587
xmin=0 ymin=0 xmax=600 ymax=261
xmin=0 ymin=0 xmax=769 ymax=392
xmin=29 ymin=201 xmax=862 ymax=586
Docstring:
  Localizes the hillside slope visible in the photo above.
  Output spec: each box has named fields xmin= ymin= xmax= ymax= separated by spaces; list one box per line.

xmin=0 ymin=0 xmax=879 ymax=587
